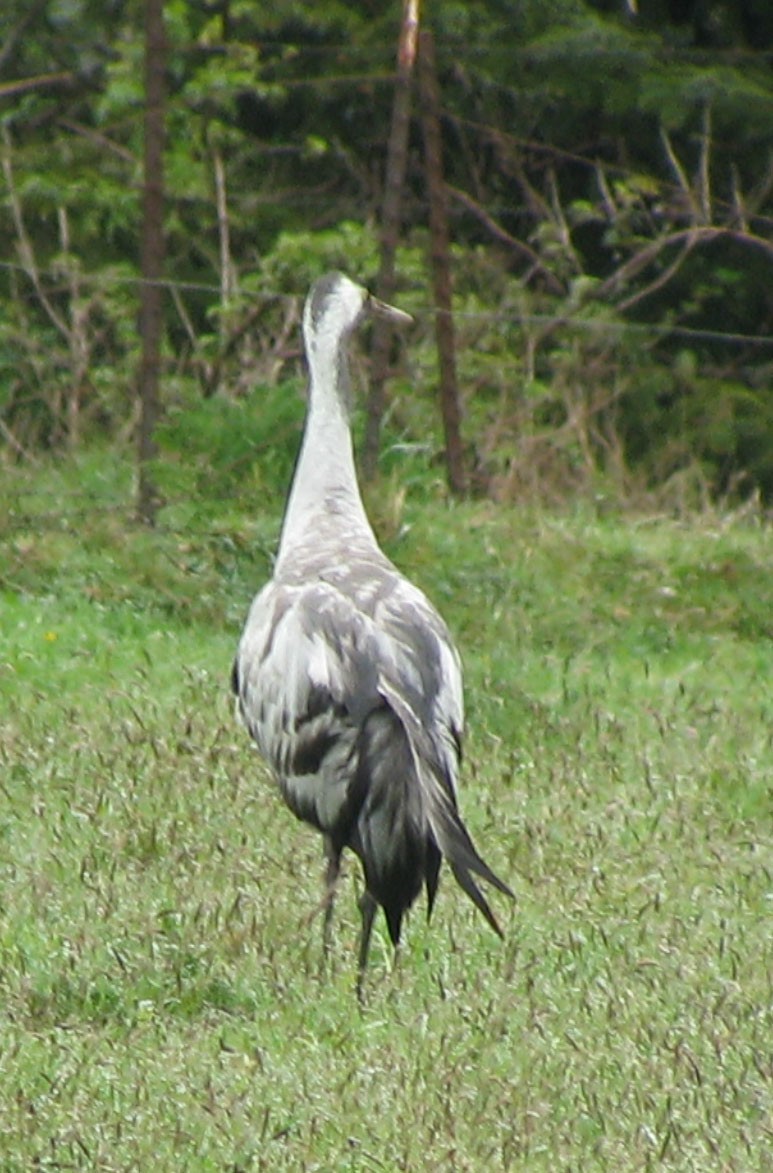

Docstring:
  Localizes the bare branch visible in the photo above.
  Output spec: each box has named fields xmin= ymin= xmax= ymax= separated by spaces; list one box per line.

xmin=509 ymin=154 xmax=553 ymax=222
xmin=600 ymin=225 xmax=773 ymax=315
xmin=447 ymin=184 xmax=565 ymax=294
xmin=170 ymin=284 xmax=200 ymax=355
xmin=595 ymin=163 xmax=618 ymax=219
xmin=659 ymin=125 xmax=700 ymax=223
xmin=615 ymin=238 xmax=696 ymax=313
xmin=547 ymin=167 xmax=582 ymax=273
xmin=596 ymin=233 xmax=693 ymax=302
xmin=57 ymin=204 xmax=92 ymax=447
xmin=0 ymin=416 xmax=40 ymax=464
xmin=0 ymin=71 xmax=75 ymax=100
xmin=748 ymin=149 xmax=773 ymax=217
xmin=57 ymin=118 xmax=137 ymax=165
xmin=730 ymin=165 xmax=747 ymax=232
xmin=267 ymin=296 xmax=301 ymax=386
xmin=1 ymin=125 xmax=71 ymax=343
xmin=529 ymin=224 xmax=773 ymax=353
xmin=697 ymin=101 xmax=712 ymax=224
xmin=212 ymin=144 xmax=237 ymax=309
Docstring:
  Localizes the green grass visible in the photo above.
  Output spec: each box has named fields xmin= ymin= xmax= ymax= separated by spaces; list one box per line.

xmin=1 ymin=447 xmax=772 ymax=1170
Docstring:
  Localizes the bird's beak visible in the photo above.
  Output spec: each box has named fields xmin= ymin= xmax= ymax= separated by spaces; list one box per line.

xmin=367 ymin=293 xmax=413 ymax=328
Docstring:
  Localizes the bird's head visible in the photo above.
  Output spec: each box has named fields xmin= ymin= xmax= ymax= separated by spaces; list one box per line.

xmin=302 ymin=271 xmax=412 ymax=372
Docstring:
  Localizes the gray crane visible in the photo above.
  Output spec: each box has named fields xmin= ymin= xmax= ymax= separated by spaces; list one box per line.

xmin=232 ymin=272 xmax=512 ymax=993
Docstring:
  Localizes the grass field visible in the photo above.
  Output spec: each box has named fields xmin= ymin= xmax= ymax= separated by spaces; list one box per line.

xmin=1 ymin=448 xmax=772 ymax=1170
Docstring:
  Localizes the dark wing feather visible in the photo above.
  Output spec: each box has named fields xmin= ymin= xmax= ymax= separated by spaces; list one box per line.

xmin=378 ymin=676 xmax=514 ymax=933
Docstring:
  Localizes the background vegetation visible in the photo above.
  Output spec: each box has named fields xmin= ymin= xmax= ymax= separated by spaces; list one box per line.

xmin=1 ymin=0 xmax=772 ymax=504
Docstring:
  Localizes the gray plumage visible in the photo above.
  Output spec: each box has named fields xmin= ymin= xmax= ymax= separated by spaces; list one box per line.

xmin=232 ymin=271 xmax=512 ymax=987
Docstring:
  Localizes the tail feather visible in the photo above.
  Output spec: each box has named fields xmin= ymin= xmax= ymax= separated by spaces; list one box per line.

xmin=425 ymin=840 xmax=441 ymax=922
xmin=427 ymin=788 xmax=514 ymax=936
xmin=376 ymin=684 xmax=513 ymax=935
xmin=450 ymin=861 xmax=505 ymax=938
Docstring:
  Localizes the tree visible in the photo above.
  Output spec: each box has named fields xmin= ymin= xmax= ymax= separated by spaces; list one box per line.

xmin=363 ymin=0 xmax=420 ymax=481
xmin=136 ymin=0 xmax=167 ymax=525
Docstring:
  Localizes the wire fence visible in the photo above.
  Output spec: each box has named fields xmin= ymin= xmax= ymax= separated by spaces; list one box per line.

xmin=0 ymin=259 xmax=770 ymax=349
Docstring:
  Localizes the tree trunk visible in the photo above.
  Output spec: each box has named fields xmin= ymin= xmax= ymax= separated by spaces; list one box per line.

xmin=136 ymin=0 xmax=166 ymax=525
xmin=362 ymin=0 xmax=419 ymax=481
xmin=419 ymin=29 xmax=466 ymax=495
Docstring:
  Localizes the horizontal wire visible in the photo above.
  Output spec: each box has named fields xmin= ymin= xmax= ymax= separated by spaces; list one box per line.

xmin=0 ymin=259 xmax=769 ymax=348
xmin=182 ymin=35 xmax=773 ymax=65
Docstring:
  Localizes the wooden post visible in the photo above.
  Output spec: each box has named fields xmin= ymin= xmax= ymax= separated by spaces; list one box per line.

xmin=418 ymin=28 xmax=466 ymax=495
xmin=363 ymin=0 xmax=419 ymax=481
xmin=136 ymin=0 xmax=166 ymax=525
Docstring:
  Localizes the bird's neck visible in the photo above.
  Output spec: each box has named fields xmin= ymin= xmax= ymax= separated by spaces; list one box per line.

xmin=276 ymin=352 xmax=376 ymax=568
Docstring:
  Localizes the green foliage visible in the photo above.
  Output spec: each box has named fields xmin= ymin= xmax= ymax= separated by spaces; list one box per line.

xmin=154 ymin=379 xmax=305 ymax=507
xmin=259 ymin=221 xmax=382 ymax=290
xmin=639 ymin=63 xmax=773 ymax=133
xmin=621 ymin=365 xmax=773 ymax=498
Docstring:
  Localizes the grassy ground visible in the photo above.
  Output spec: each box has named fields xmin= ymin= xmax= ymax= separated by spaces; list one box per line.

xmin=1 ymin=447 xmax=772 ymax=1170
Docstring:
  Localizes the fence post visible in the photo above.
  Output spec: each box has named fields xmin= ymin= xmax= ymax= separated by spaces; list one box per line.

xmin=419 ymin=28 xmax=466 ymax=496
xmin=136 ymin=0 xmax=166 ymax=525
xmin=363 ymin=0 xmax=419 ymax=481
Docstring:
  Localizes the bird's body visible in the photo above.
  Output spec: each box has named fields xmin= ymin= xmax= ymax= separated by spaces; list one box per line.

xmin=233 ymin=272 xmax=511 ymax=985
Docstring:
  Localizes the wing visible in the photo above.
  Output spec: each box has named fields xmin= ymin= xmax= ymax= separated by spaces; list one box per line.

xmin=367 ymin=572 xmax=464 ymax=790
xmin=233 ymin=566 xmax=464 ymax=836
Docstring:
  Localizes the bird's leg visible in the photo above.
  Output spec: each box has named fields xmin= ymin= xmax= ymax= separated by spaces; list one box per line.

xmin=356 ymin=889 xmax=378 ymax=1002
xmin=302 ymin=839 xmax=342 ymax=968
xmin=322 ymin=837 xmax=341 ymax=959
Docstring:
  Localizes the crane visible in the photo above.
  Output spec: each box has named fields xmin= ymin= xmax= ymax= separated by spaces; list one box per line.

xmin=232 ymin=272 xmax=512 ymax=993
